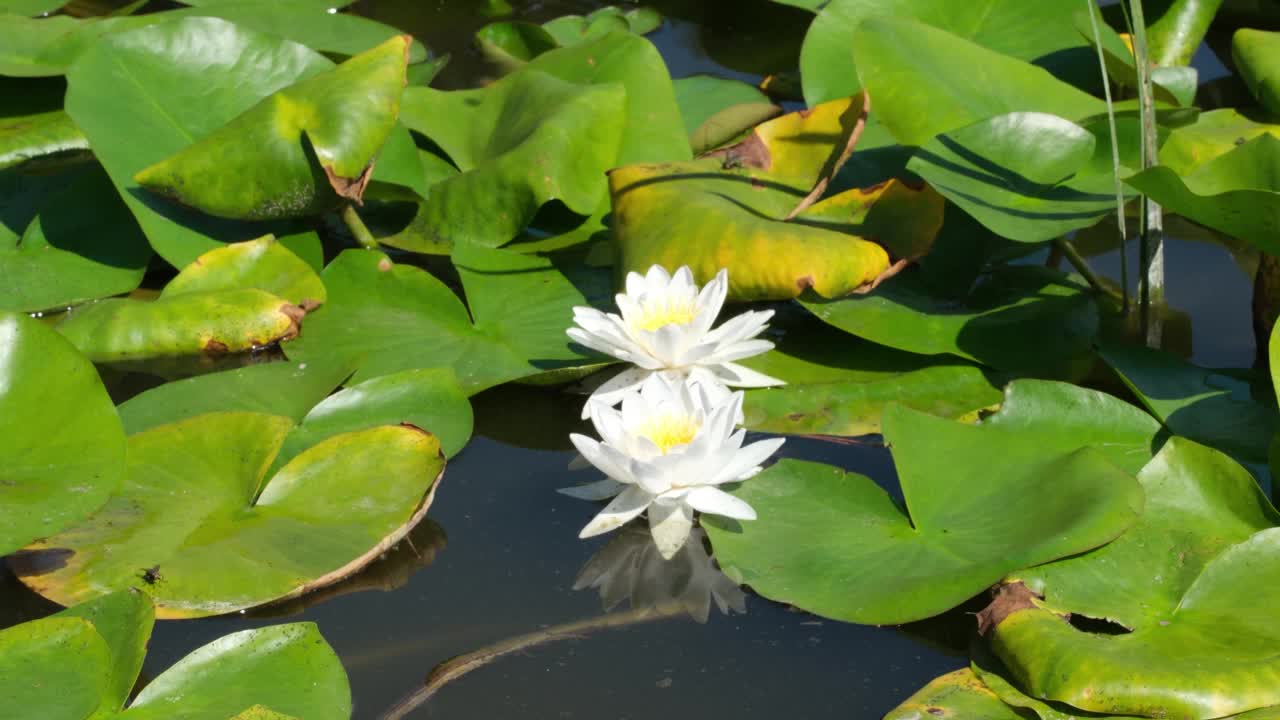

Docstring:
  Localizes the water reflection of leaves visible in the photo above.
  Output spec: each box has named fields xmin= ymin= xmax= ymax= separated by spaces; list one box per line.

xmin=576 ymin=526 xmax=745 ymax=623
xmin=249 ymin=519 xmax=447 ymax=619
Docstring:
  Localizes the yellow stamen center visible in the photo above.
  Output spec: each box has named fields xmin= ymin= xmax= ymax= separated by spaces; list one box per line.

xmin=634 ymin=299 xmax=697 ymax=331
xmin=636 ymin=413 xmax=701 ymax=454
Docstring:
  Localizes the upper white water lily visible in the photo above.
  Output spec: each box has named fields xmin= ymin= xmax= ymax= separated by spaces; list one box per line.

xmin=567 ymin=265 xmax=783 ymax=417
xmin=560 ymin=373 xmax=785 ymax=559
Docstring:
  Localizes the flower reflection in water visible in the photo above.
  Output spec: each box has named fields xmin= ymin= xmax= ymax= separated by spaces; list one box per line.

xmin=575 ymin=525 xmax=746 ymax=623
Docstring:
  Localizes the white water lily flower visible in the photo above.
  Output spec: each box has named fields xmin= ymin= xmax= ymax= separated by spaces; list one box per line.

xmin=560 ymin=373 xmax=785 ymax=559
xmin=567 ymin=265 xmax=783 ymax=418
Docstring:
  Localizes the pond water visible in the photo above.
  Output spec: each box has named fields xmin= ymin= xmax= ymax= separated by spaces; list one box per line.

xmin=0 ymin=1 xmax=1261 ymax=718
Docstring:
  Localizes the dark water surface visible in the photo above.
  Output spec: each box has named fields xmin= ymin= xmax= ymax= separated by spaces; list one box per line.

xmin=0 ymin=2 xmax=1261 ymax=718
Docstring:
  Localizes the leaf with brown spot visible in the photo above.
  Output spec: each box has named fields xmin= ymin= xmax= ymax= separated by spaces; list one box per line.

xmin=884 ymin=669 xmax=1029 ymax=720
xmin=134 ymin=34 xmax=411 ymax=220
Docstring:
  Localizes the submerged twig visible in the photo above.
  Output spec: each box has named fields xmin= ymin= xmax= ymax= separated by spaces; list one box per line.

xmin=1085 ymin=0 xmax=1130 ymax=313
xmin=340 ymin=203 xmax=379 ymax=249
xmin=379 ymin=604 xmax=684 ymax=720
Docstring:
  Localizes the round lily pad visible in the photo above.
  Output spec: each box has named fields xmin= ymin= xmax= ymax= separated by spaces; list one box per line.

xmin=12 ymin=412 xmax=445 ymax=618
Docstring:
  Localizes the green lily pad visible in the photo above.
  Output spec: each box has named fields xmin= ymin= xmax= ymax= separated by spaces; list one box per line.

xmin=0 ymin=616 xmax=112 ymax=718
xmin=1235 ymin=28 xmax=1280 ymax=115
xmin=705 ymin=395 xmax=1146 ymax=625
xmin=543 ymin=6 xmax=661 ymax=46
xmin=0 ymin=311 xmax=125 ymax=557
xmin=738 ymin=309 xmax=1001 ymax=437
xmin=853 ymin=16 xmax=1105 ymax=146
xmin=800 ymin=266 xmax=1099 ymax=379
xmin=0 ymin=167 xmax=152 ymax=313
xmin=474 ymin=21 xmax=558 ymax=70
xmin=12 ymin=411 xmax=445 ymax=618
xmin=56 ymin=288 xmax=306 ymax=363
xmin=0 ymin=13 xmax=79 ymax=76
xmin=798 ymin=0 xmax=1089 ymax=106
xmin=117 ymin=359 xmax=355 ymax=435
xmin=1157 ymin=108 xmax=1280 ymax=177
xmin=287 ymin=243 xmax=606 ymax=392
xmin=0 ymin=109 xmax=88 ymax=171
xmin=907 ymin=112 xmax=1136 ymax=243
xmin=1125 ymin=134 xmax=1280 ymax=255
xmin=388 ymin=68 xmax=625 ymax=251
xmin=1099 ymin=343 xmax=1278 ymax=466
xmin=161 ymin=236 xmax=326 ymax=306
xmin=1145 ymin=0 xmax=1226 ymax=67
xmin=672 ymin=75 xmax=780 ymax=154
xmin=267 ymin=368 xmax=474 ymax=474
xmin=991 ymin=439 xmax=1280 ymax=719
xmin=135 ymin=34 xmax=409 ymax=220
xmin=61 ymin=591 xmax=155 ymax=712
xmin=65 ymin=17 xmax=418 ymax=267
xmin=884 ymin=669 xmax=1027 ymax=720
xmin=118 ymin=623 xmax=350 ymax=719
xmin=0 ymin=2 xmax=425 ymax=77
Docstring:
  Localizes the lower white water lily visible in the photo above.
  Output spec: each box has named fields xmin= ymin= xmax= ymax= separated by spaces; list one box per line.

xmin=567 ymin=265 xmax=784 ymax=418
xmin=560 ymin=373 xmax=785 ymax=559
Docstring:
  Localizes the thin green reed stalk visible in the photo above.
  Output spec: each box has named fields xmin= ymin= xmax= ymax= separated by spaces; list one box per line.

xmin=1086 ymin=0 xmax=1130 ymax=314
xmin=1125 ymin=0 xmax=1166 ymax=347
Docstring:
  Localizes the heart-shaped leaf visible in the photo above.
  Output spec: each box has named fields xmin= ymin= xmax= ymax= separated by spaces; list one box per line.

xmin=1235 ymin=28 xmax=1280 ymax=115
xmin=0 ymin=109 xmax=87 ymax=171
xmin=287 ymin=243 xmax=607 ymax=392
xmin=12 ymin=412 xmax=445 ymax=618
xmin=1157 ymin=108 xmax=1280 ymax=177
xmin=854 ymin=16 xmax=1105 ymax=146
xmin=673 ymin=75 xmax=781 ymax=154
xmin=884 ymin=669 xmax=1026 ymax=720
xmin=118 ymin=623 xmax=350 ymax=719
xmin=161 ymin=235 xmax=326 ymax=306
xmin=135 ymin=34 xmax=410 ymax=220
xmin=799 ymin=0 xmax=1091 ymax=106
xmin=1125 ymin=134 xmax=1280 ymax=255
xmin=1100 ymin=343 xmax=1278 ymax=466
xmin=0 ymin=2 xmax=425 ymax=77
xmin=907 ymin=112 xmax=1135 ymax=243
xmin=388 ymin=68 xmax=625 ymax=251
xmin=800 ymin=266 xmax=1099 ymax=379
xmin=0 ymin=311 xmax=125 ymax=556
xmin=56 ymin=288 xmax=307 ymax=363
xmin=738 ymin=309 xmax=1001 ymax=437
xmin=0 ymin=167 xmax=152 ymax=313
xmin=705 ymin=383 xmax=1149 ymax=624
xmin=991 ymin=439 xmax=1280 ymax=719
xmin=116 ymin=359 xmax=356 ymax=435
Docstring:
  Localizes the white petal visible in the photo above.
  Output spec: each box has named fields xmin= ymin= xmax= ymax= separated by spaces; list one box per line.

xmin=580 ymin=486 xmax=655 ymax=538
xmin=625 ymin=270 xmax=647 ymax=297
xmin=685 ymin=486 xmax=757 ymax=520
xmin=703 ymin=309 xmax=773 ymax=347
xmin=569 ymin=433 xmax=632 ymax=483
xmin=692 ymin=269 xmax=729 ymax=335
xmin=706 ymin=361 xmax=786 ymax=388
xmin=671 ymin=265 xmax=696 ymax=296
xmin=645 ymin=264 xmax=672 ymax=293
xmin=704 ymin=339 xmax=775 ymax=364
xmin=581 ymin=367 xmax=651 ymax=418
xmin=705 ymin=437 xmax=786 ymax=486
xmin=559 ymin=478 xmax=627 ymax=501
xmin=647 ymin=324 xmax=686 ymax=366
xmin=648 ymin=499 xmax=695 ymax=559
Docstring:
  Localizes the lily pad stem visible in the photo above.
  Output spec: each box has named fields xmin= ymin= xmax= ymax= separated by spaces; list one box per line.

xmin=1125 ymin=0 xmax=1166 ymax=347
xmin=340 ymin=203 xmax=378 ymax=249
xmin=1054 ymin=238 xmax=1110 ymax=299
